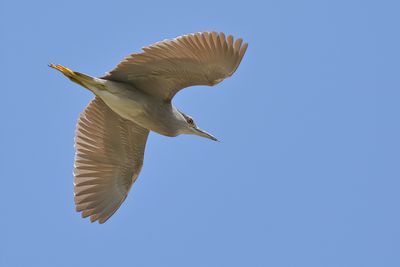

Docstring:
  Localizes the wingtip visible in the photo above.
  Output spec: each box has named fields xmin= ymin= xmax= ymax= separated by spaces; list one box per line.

xmin=240 ymin=42 xmax=249 ymax=56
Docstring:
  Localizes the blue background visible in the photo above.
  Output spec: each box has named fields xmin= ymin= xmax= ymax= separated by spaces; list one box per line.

xmin=1 ymin=0 xmax=399 ymax=266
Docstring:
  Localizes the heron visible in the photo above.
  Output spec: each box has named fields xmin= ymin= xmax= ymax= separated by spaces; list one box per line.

xmin=50 ymin=31 xmax=248 ymax=223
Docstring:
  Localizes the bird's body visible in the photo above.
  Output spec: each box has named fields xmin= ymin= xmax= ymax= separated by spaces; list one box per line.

xmin=87 ymin=78 xmax=185 ymax=136
xmin=50 ymin=32 xmax=247 ymax=223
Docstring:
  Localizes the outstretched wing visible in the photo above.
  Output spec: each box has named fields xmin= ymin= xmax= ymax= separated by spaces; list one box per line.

xmin=73 ymin=97 xmax=149 ymax=223
xmin=102 ymin=32 xmax=248 ymax=101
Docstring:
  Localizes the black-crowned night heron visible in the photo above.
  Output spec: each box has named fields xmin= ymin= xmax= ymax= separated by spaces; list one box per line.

xmin=50 ymin=31 xmax=247 ymax=223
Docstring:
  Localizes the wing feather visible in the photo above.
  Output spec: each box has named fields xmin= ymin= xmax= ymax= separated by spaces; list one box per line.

xmin=74 ymin=97 xmax=149 ymax=223
xmin=102 ymin=31 xmax=248 ymax=101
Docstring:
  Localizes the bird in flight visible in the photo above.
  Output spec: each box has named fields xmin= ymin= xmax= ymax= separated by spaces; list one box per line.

xmin=50 ymin=31 xmax=248 ymax=223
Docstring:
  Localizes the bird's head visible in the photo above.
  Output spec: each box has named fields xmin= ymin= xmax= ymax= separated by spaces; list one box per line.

xmin=179 ymin=111 xmax=218 ymax=142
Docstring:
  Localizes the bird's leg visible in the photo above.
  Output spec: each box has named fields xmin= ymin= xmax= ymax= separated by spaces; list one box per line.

xmin=49 ymin=64 xmax=75 ymax=77
xmin=49 ymin=64 xmax=101 ymax=90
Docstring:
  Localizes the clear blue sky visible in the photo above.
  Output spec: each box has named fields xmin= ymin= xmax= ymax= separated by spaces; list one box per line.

xmin=1 ymin=0 xmax=399 ymax=266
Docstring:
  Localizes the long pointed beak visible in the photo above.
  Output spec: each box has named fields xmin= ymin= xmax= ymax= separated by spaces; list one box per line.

xmin=193 ymin=128 xmax=219 ymax=142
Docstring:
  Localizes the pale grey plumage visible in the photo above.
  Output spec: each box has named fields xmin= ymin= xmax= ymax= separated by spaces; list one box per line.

xmin=74 ymin=97 xmax=148 ymax=223
xmin=102 ymin=31 xmax=248 ymax=100
xmin=50 ymin=31 xmax=248 ymax=223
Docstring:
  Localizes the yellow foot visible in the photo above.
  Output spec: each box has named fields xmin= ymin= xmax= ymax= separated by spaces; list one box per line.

xmin=49 ymin=64 xmax=75 ymax=77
